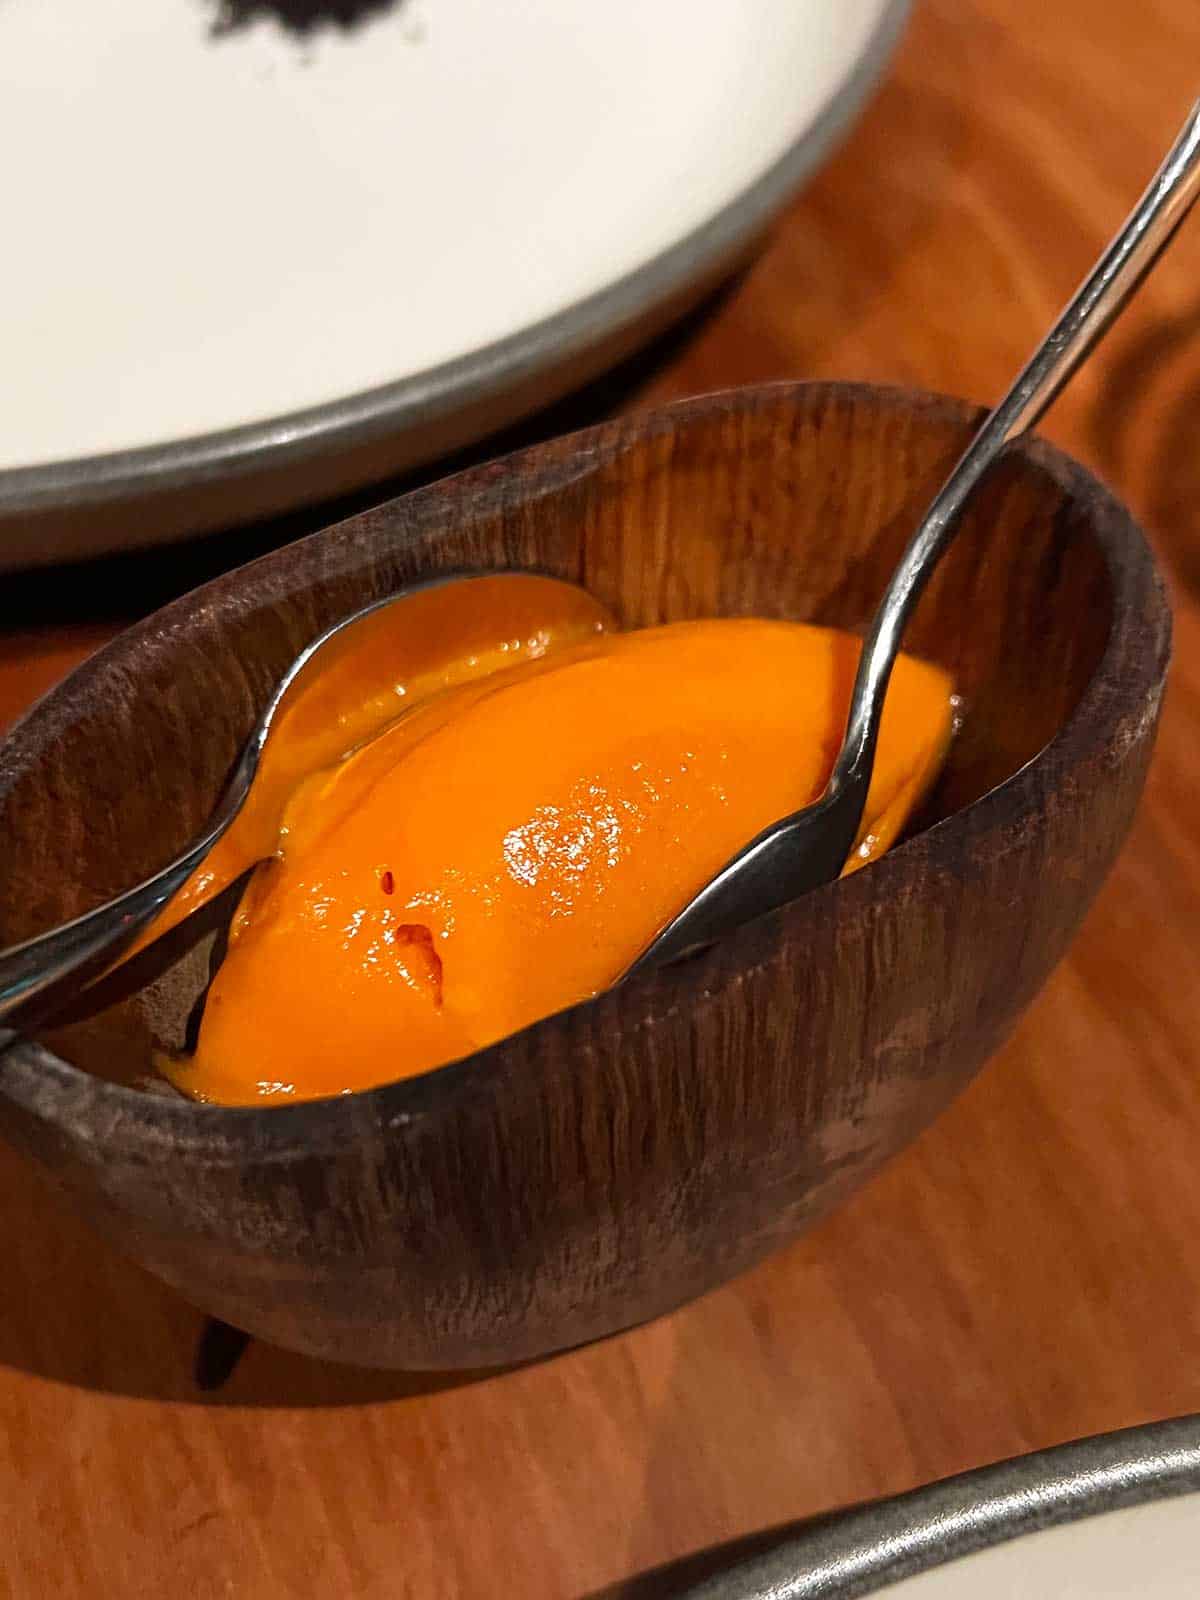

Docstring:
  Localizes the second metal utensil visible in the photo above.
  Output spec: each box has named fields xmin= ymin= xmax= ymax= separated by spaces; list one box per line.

xmin=626 ymin=98 xmax=1200 ymax=975
xmin=0 ymin=573 xmax=580 ymax=1026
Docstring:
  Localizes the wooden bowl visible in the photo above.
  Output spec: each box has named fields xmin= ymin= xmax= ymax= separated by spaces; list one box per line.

xmin=0 ymin=384 xmax=1169 ymax=1370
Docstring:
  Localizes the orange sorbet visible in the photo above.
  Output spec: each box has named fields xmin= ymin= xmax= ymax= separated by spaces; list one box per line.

xmin=167 ymin=614 xmax=954 ymax=1105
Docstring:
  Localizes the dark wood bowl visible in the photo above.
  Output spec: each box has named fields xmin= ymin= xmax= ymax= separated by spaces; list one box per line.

xmin=0 ymin=384 xmax=1169 ymax=1370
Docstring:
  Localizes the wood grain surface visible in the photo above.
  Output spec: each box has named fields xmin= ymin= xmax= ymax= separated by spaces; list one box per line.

xmin=3 ymin=1 xmax=1200 ymax=1594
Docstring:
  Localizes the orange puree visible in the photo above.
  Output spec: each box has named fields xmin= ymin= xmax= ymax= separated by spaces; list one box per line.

xmin=165 ymin=607 xmax=954 ymax=1106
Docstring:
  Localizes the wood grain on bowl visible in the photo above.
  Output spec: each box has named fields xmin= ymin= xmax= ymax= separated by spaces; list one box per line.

xmin=0 ymin=384 xmax=1169 ymax=1368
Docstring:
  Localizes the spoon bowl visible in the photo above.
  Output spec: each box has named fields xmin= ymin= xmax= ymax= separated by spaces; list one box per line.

xmin=0 ymin=383 xmax=1168 ymax=1367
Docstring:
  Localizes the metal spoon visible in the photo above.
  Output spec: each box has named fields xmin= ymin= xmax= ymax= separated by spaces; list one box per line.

xmin=0 ymin=572 xmax=582 ymax=1025
xmin=3 ymin=103 xmax=1199 ymax=1027
xmin=627 ymin=97 xmax=1200 ymax=972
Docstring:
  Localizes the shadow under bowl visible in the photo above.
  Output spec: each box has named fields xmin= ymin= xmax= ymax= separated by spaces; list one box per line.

xmin=0 ymin=382 xmax=1170 ymax=1369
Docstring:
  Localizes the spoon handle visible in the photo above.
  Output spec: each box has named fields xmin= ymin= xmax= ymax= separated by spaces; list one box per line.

xmin=0 ymin=796 xmax=246 ymax=1029
xmin=833 ymin=98 xmax=1200 ymax=801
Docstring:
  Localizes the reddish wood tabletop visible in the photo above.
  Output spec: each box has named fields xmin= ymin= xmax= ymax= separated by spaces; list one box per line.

xmin=5 ymin=3 xmax=1200 ymax=1594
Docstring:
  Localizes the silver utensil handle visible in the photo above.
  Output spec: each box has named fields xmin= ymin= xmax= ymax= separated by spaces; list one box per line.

xmin=0 ymin=839 xmax=212 ymax=1027
xmin=833 ymin=98 xmax=1200 ymax=798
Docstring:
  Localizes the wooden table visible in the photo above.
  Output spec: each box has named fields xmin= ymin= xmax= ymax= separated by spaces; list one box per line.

xmin=5 ymin=3 xmax=1200 ymax=1594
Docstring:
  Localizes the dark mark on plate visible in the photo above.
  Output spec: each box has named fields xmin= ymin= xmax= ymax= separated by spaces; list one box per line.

xmin=207 ymin=1 xmax=405 ymax=37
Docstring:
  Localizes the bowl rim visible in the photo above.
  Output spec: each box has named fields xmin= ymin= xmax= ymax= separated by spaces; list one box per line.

xmin=0 ymin=381 xmax=1171 ymax=1157
xmin=678 ymin=1412 xmax=1200 ymax=1599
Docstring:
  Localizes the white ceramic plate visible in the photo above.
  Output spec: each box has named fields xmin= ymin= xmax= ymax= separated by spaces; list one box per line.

xmin=0 ymin=0 xmax=907 ymax=565
xmin=683 ymin=1416 xmax=1200 ymax=1600
xmin=883 ymin=1495 xmax=1200 ymax=1598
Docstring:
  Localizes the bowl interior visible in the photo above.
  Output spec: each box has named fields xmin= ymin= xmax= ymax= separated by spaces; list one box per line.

xmin=0 ymin=387 xmax=1113 ymax=1093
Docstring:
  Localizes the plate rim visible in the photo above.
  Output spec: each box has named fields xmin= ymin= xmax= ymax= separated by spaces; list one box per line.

xmin=682 ymin=1414 xmax=1200 ymax=1599
xmin=0 ymin=0 xmax=910 ymax=519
